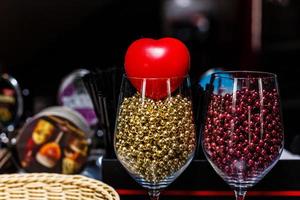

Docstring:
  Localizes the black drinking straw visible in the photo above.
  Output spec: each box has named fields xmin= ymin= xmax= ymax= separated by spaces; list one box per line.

xmin=83 ymin=73 xmax=111 ymax=156
xmin=95 ymin=74 xmax=113 ymax=158
xmin=83 ymin=68 xmax=122 ymax=158
xmin=82 ymin=73 xmax=100 ymax=113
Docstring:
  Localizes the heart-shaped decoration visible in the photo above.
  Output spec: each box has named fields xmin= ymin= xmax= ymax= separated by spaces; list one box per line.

xmin=125 ymin=37 xmax=190 ymax=99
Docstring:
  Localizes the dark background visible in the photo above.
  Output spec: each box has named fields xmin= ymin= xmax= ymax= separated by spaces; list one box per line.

xmin=0 ymin=0 xmax=300 ymax=199
xmin=0 ymin=0 xmax=300 ymax=153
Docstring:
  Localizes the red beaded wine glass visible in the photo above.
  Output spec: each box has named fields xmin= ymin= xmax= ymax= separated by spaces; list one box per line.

xmin=202 ymin=71 xmax=284 ymax=200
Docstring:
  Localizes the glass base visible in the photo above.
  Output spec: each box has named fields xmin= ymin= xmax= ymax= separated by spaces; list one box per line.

xmin=148 ymin=190 xmax=160 ymax=200
xmin=134 ymin=174 xmax=176 ymax=190
xmin=234 ymin=190 xmax=247 ymax=200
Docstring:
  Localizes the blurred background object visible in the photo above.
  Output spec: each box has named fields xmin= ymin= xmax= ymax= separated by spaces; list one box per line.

xmin=0 ymin=74 xmax=23 ymax=133
xmin=15 ymin=106 xmax=91 ymax=174
xmin=0 ymin=0 xmax=300 ymax=156
xmin=58 ymin=69 xmax=97 ymax=128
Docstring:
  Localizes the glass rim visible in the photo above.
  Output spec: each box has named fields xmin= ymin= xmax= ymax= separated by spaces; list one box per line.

xmin=212 ymin=71 xmax=277 ymax=79
xmin=123 ymin=74 xmax=190 ymax=80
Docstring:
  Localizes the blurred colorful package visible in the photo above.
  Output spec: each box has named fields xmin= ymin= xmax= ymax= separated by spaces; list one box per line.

xmin=16 ymin=106 xmax=91 ymax=174
xmin=58 ymin=69 xmax=97 ymax=128
xmin=0 ymin=73 xmax=23 ymax=132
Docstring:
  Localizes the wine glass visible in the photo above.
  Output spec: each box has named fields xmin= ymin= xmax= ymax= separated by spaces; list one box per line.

xmin=202 ymin=71 xmax=284 ymax=200
xmin=114 ymin=75 xmax=196 ymax=200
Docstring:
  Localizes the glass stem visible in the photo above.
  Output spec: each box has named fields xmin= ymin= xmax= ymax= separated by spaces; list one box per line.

xmin=234 ymin=189 xmax=247 ymax=200
xmin=148 ymin=190 xmax=160 ymax=200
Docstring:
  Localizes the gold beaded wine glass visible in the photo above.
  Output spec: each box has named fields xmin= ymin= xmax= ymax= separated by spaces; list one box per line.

xmin=202 ymin=71 xmax=284 ymax=200
xmin=114 ymin=75 xmax=196 ymax=200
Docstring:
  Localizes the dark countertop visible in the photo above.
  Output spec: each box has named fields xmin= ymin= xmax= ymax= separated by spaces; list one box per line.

xmin=102 ymin=159 xmax=300 ymax=200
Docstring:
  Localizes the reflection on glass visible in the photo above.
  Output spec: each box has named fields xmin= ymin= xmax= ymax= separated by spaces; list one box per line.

xmin=114 ymin=75 xmax=196 ymax=200
xmin=202 ymin=71 xmax=284 ymax=200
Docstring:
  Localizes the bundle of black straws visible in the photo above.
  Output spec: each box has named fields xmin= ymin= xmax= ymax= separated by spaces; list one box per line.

xmin=83 ymin=68 xmax=123 ymax=158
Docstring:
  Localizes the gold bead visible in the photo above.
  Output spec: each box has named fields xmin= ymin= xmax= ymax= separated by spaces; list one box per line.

xmin=145 ymin=143 xmax=151 ymax=150
xmin=115 ymin=93 xmax=196 ymax=183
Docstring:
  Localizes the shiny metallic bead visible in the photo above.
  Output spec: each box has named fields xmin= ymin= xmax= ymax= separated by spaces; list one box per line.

xmin=115 ymin=93 xmax=196 ymax=183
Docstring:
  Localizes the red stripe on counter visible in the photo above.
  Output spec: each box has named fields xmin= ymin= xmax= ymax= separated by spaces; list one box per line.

xmin=117 ymin=189 xmax=300 ymax=197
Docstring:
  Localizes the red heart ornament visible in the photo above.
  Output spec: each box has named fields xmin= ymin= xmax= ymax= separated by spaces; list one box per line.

xmin=125 ymin=37 xmax=190 ymax=99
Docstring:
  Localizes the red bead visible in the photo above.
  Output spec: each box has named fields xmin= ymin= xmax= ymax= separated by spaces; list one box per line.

xmin=203 ymin=88 xmax=283 ymax=178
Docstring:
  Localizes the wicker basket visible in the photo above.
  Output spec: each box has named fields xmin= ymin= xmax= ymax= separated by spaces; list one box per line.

xmin=0 ymin=173 xmax=119 ymax=200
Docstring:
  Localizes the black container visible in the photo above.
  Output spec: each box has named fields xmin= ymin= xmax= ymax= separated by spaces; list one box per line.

xmin=103 ymin=159 xmax=300 ymax=200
